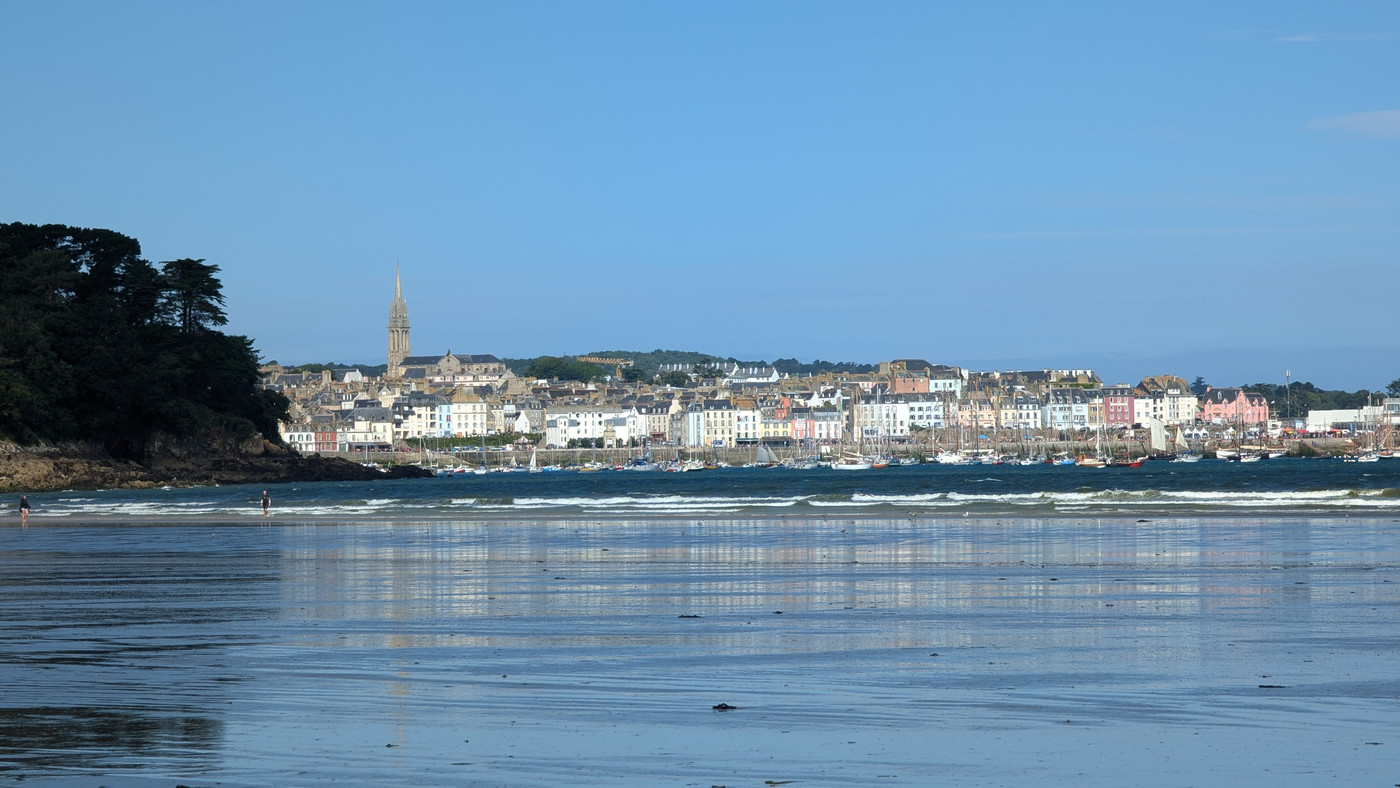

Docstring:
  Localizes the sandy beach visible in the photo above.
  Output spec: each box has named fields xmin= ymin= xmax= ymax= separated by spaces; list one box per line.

xmin=2 ymin=511 xmax=1397 ymax=786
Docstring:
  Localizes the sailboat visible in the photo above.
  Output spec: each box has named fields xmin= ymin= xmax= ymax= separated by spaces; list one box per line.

xmin=528 ymin=448 xmax=540 ymax=473
xmin=832 ymin=446 xmax=873 ymax=470
xmin=1075 ymin=426 xmax=1108 ymax=467
xmin=753 ymin=444 xmax=780 ymax=468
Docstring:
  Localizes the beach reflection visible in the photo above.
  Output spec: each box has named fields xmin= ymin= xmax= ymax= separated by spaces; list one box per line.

xmin=2 ymin=515 xmax=1395 ymax=784
xmin=0 ymin=528 xmax=279 ymax=774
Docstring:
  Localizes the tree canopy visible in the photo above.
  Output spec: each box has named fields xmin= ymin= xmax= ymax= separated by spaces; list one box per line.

xmin=0 ymin=222 xmax=288 ymax=458
xmin=1242 ymin=381 xmax=1378 ymax=420
xmin=524 ymin=356 xmax=606 ymax=383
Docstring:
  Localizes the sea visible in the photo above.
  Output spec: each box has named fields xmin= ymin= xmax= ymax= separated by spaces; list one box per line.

xmin=12 ymin=456 xmax=1400 ymax=520
xmin=2 ymin=459 xmax=1397 ymax=786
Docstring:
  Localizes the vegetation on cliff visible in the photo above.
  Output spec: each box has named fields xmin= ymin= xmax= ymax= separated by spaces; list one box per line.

xmin=0 ymin=222 xmax=289 ymax=459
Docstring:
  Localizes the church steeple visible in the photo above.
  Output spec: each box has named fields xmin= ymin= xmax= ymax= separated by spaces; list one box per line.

xmin=387 ymin=265 xmax=410 ymax=373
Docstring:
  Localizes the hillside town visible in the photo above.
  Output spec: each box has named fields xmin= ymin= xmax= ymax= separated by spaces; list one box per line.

xmin=268 ymin=272 xmax=1400 ymax=461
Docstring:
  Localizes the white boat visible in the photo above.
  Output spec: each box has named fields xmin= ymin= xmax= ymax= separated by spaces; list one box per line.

xmin=1238 ymin=453 xmax=1262 ymax=463
xmin=934 ymin=451 xmax=974 ymax=465
xmin=832 ymin=449 xmax=873 ymax=471
xmin=528 ymin=449 xmax=540 ymax=473
xmin=1172 ymin=452 xmax=1202 ymax=463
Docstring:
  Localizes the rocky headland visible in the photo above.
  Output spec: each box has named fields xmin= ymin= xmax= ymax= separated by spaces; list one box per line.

xmin=0 ymin=436 xmax=430 ymax=493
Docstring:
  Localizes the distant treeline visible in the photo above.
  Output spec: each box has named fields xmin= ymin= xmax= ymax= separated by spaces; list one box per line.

xmin=0 ymin=222 xmax=288 ymax=458
xmin=1243 ymin=380 xmax=1398 ymax=419
xmin=281 ymin=362 xmax=389 ymax=378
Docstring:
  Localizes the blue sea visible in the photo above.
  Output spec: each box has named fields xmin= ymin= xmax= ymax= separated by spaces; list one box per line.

xmin=12 ymin=456 xmax=1400 ymax=520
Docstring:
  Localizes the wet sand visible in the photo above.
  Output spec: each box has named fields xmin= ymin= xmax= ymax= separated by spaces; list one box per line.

xmin=2 ymin=515 xmax=1397 ymax=786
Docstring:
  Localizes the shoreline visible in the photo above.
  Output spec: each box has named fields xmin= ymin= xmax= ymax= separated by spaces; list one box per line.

xmin=0 ymin=446 xmax=431 ymax=493
xmin=8 ymin=510 xmax=1400 ymax=526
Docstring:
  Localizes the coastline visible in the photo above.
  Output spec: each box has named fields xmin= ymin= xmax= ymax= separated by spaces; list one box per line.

xmin=0 ymin=444 xmax=431 ymax=494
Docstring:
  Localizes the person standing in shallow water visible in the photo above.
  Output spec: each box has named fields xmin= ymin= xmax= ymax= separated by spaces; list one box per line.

xmin=19 ymin=494 xmax=30 ymax=526
xmin=261 ymin=490 xmax=271 ymax=518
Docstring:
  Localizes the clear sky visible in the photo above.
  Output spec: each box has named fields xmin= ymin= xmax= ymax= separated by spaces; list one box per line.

xmin=3 ymin=2 xmax=1397 ymax=389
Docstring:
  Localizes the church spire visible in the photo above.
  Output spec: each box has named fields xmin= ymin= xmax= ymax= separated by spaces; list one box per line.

xmin=388 ymin=265 xmax=410 ymax=373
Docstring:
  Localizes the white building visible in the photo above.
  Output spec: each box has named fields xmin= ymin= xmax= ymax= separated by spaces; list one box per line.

xmin=544 ymin=405 xmax=638 ymax=447
xmin=856 ymin=398 xmax=909 ymax=440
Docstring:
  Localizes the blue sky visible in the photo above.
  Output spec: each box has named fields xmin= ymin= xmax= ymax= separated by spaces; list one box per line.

xmin=3 ymin=2 xmax=1397 ymax=389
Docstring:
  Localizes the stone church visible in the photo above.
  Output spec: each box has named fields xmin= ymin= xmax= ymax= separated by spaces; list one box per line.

xmin=387 ymin=268 xmax=509 ymax=385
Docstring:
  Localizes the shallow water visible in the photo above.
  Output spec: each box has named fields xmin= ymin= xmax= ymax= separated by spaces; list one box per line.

xmin=2 ymin=514 xmax=1397 ymax=785
xmin=9 ymin=458 xmax=1400 ymax=520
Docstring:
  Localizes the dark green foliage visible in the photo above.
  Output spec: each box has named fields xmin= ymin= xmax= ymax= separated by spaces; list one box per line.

xmin=283 ymin=362 xmax=386 ymax=378
xmin=160 ymin=258 xmax=227 ymax=332
xmin=504 ymin=350 xmax=877 ymax=380
xmin=772 ymin=357 xmax=876 ymax=375
xmin=1190 ymin=376 xmax=1209 ymax=396
xmin=525 ymin=356 xmax=606 ymax=382
xmin=0 ymin=222 xmax=289 ymax=456
xmin=1387 ymin=378 xmax=1400 ymax=398
xmin=620 ymin=367 xmax=648 ymax=383
xmin=659 ymin=370 xmax=690 ymax=387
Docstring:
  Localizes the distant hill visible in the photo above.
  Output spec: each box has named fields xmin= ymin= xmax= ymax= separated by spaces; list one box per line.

xmin=503 ymin=350 xmax=875 ymax=379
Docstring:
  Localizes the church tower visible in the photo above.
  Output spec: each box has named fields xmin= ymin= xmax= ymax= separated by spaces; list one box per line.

xmin=387 ymin=266 xmax=410 ymax=373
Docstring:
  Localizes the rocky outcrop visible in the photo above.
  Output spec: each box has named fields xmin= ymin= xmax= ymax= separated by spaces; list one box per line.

xmin=0 ymin=439 xmax=430 ymax=493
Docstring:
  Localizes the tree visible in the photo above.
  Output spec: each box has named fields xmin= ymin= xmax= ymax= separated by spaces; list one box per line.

xmin=160 ymin=258 xmax=227 ymax=332
xmin=621 ymin=366 xmax=647 ymax=383
xmin=659 ymin=371 xmax=690 ymax=387
xmin=1189 ymin=376 xmax=1209 ymax=396
xmin=1387 ymin=378 xmax=1400 ymax=398
xmin=0 ymin=222 xmax=285 ymax=455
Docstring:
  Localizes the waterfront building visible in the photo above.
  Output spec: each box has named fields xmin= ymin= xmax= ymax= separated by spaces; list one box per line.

xmin=856 ymin=396 xmax=909 ymax=440
xmin=1134 ymin=376 xmax=1199 ymax=426
xmin=1200 ymin=387 xmax=1270 ymax=427
xmin=1102 ymin=385 xmax=1137 ymax=428
xmin=1043 ymin=388 xmax=1091 ymax=432
xmin=810 ymin=408 xmax=844 ymax=443
xmin=447 ymin=389 xmax=491 ymax=437
xmin=760 ymin=415 xmax=792 ymax=445
xmin=702 ymin=399 xmax=737 ymax=447
xmin=543 ymin=405 xmax=638 ymax=447
xmin=343 ymin=406 xmax=394 ymax=450
xmin=1004 ymin=393 xmax=1044 ymax=431
xmin=905 ymin=394 xmax=949 ymax=429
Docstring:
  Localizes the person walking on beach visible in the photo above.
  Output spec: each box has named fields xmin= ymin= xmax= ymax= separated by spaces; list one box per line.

xmin=261 ymin=490 xmax=271 ymax=519
xmin=19 ymin=494 xmax=30 ymax=527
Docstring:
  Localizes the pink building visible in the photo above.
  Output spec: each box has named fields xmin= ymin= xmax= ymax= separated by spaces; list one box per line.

xmin=1102 ymin=385 xmax=1137 ymax=428
xmin=1199 ymin=387 xmax=1269 ymax=426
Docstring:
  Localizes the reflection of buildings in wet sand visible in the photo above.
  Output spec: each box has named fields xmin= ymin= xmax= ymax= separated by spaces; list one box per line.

xmin=0 ymin=536 xmax=283 ymax=772
xmin=269 ymin=516 xmax=1347 ymax=677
